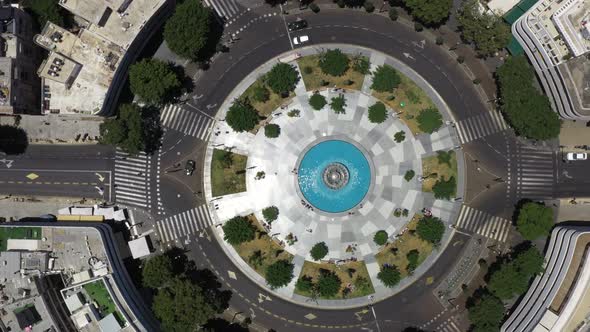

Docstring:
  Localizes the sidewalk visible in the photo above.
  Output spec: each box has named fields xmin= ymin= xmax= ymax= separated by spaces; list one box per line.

xmin=0 ymin=114 xmax=102 ymax=144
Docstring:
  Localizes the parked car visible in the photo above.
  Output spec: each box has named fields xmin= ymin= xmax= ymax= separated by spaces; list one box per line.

xmin=185 ymin=160 xmax=196 ymax=175
xmin=288 ymin=19 xmax=307 ymax=31
xmin=293 ymin=35 xmax=309 ymax=45
xmin=566 ymin=152 xmax=588 ymax=161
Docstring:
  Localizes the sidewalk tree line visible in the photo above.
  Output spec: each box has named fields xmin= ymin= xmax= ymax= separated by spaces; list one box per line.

xmin=164 ymin=0 xmax=214 ymax=62
xmin=457 ymin=0 xmax=511 ymax=57
xmin=129 ymin=58 xmax=182 ymax=105
xmin=515 ymin=201 xmax=554 ymax=240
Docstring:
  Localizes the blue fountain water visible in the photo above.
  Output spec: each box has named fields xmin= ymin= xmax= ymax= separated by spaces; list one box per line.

xmin=298 ymin=140 xmax=371 ymax=213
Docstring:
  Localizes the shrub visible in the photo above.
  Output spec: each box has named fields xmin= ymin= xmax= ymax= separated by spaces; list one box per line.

xmin=319 ymin=49 xmax=350 ymax=76
xmin=265 ymin=63 xmax=300 ymax=95
xmin=416 ymin=216 xmax=445 ymax=244
xmin=404 ymin=170 xmax=415 ymax=181
xmin=406 ymin=249 xmax=420 ymax=273
xmin=516 ymin=202 xmax=554 ymax=240
xmin=378 ymin=265 xmax=401 ymax=288
xmin=352 ymin=56 xmax=371 ymax=74
xmin=371 ymin=65 xmax=401 ymax=92
xmin=435 ymin=36 xmax=444 ymax=45
xmin=316 ymin=271 xmax=342 ymax=297
xmin=295 ymin=276 xmax=314 ymax=293
xmin=226 ymin=99 xmax=259 ymax=132
xmin=252 ymin=84 xmax=270 ymax=103
xmin=223 ymin=216 xmax=256 ymax=245
xmin=264 ymin=124 xmax=281 ymax=138
xmin=373 ymin=230 xmax=389 ymax=246
xmin=414 ymin=22 xmax=423 ymax=31
xmin=310 ymin=3 xmax=320 ymax=12
xmin=364 ymin=1 xmax=375 ymax=12
xmin=337 ymin=0 xmax=346 ymax=7
xmin=389 ymin=8 xmax=398 ymax=21
xmin=417 ymin=108 xmax=443 ymax=133
xmin=287 ymin=109 xmax=301 ymax=117
xmin=473 ymin=78 xmax=481 ymax=85
xmin=457 ymin=55 xmax=465 ymax=63
xmin=330 ymin=94 xmax=347 ymax=114
xmin=354 ymin=276 xmax=372 ymax=294
xmin=368 ymin=102 xmax=388 ymax=123
xmin=394 ymin=130 xmax=406 ymax=143
xmin=265 ymin=260 xmax=294 ymax=289
xmin=262 ymin=206 xmax=279 ymax=223
xmin=309 ymin=93 xmax=327 ymax=110
xmin=436 ymin=150 xmax=453 ymax=166
xmin=310 ymin=242 xmax=329 ymax=261
xmin=406 ymin=89 xmax=420 ymax=104
xmin=432 ymin=176 xmax=456 ymax=200
xmin=303 ymin=66 xmax=313 ymax=74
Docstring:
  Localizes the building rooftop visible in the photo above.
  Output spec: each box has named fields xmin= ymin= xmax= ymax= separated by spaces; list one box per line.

xmin=552 ymin=0 xmax=590 ymax=57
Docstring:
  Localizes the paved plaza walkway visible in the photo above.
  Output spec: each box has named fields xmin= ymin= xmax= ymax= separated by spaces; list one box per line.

xmin=203 ymin=45 xmax=465 ymax=307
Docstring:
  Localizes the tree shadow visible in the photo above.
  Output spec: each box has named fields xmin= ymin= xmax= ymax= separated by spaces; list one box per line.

xmin=141 ymin=106 xmax=163 ymax=155
xmin=202 ymin=318 xmax=249 ymax=332
xmin=195 ymin=13 xmax=225 ymax=64
xmin=511 ymin=198 xmax=533 ymax=225
xmin=0 ymin=125 xmax=28 ymax=155
xmin=169 ymin=63 xmax=195 ymax=97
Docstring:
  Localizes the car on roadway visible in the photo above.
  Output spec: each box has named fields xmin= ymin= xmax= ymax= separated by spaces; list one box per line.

xmin=185 ymin=160 xmax=196 ymax=175
xmin=293 ymin=35 xmax=309 ymax=46
xmin=566 ymin=152 xmax=588 ymax=161
xmin=288 ymin=19 xmax=307 ymax=31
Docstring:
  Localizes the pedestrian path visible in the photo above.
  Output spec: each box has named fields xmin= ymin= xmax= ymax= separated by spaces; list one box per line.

xmin=454 ymin=205 xmax=511 ymax=243
xmin=455 ymin=110 xmax=509 ymax=144
xmin=156 ymin=205 xmax=213 ymax=244
xmin=160 ymin=104 xmax=214 ymax=141
xmin=435 ymin=318 xmax=462 ymax=332
xmin=203 ymin=0 xmax=241 ymax=20
xmin=516 ymin=146 xmax=555 ymax=199
xmin=114 ymin=149 xmax=151 ymax=208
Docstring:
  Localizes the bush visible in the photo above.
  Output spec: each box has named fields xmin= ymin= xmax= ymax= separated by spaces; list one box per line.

xmin=404 ymin=170 xmax=415 ymax=181
xmin=436 ymin=150 xmax=453 ymax=166
xmin=317 ymin=271 xmax=342 ymax=297
xmin=354 ymin=276 xmax=372 ymax=294
xmin=457 ymin=55 xmax=465 ymax=64
xmin=473 ymin=78 xmax=481 ymax=85
xmin=129 ymin=59 xmax=181 ymax=105
xmin=417 ymin=108 xmax=443 ymax=133
xmin=432 ymin=176 xmax=456 ymax=200
xmin=319 ymin=49 xmax=350 ymax=76
xmin=516 ymin=202 xmax=554 ymax=240
xmin=352 ymin=56 xmax=371 ymax=74
xmin=303 ymin=66 xmax=313 ymax=74
xmin=309 ymin=93 xmax=327 ymax=110
xmin=406 ymin=249 xmax=420 ymax=273
xmin=252 ymin=84 xmax=270 ymax=103
xmin=164 ymin=0 xmax=212 ymax=61
xmin=264 ymin=124 xmax=281 ymax=138
xmin=394 ymin=130 xmax=406 ymax=143
xmin=416 ymin=216 xmax=445 ymax=244
xmin=414 ymin=22 xmax=423 ymax=31
xmin=262 ymin=206 xmax=279 ymax=223
xmin=371 ymin=65 xmax=401 ymax=92
xmin=223 ymin=216 xmax=256 ymax=245
xmin=389 ymin=8 xmax=398 ymax=21
xmin=378 ymin=265 xmax=401 ymax=287
xmin=310 ymin=242 xmax=329 ymax=261
xmin=435 ymin=36 xmax=444 ymax=45
xmin=226 ymin=99 xmax=259 ymax=132
xmin=337 ymin=0 xmax=346 ymax=7
xmin=295 ymin=276 xmax=314 ymax=292
xmin=287 ymin=109 xmax=301 ymax=117
xmin=364 ymin=1 xmax=375 ymax=12
xmin=310 ymin=3 xmax=320 ymax=12
xmin=368 ymin=102 xmax=388 ymax=123
xmin=373 ymin=230 xmax=389 ymax=246
xmin=265 ymin=63 xmax=300 ymax=95
xmin=330 ymin=94 xmax=347 ymax=114
xmin=265 ymin=260 xmax=294 ymax=289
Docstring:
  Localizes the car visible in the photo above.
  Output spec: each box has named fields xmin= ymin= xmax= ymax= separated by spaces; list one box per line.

xmin=185 ymin=160 xmax=196 ymax=175
xmin=293 ymin=35 xmax=309 ymax=45
xmin=566 ymin=152 xmax=588 ymax=161
xmin=287 ymin=19 xmax=307 ymax=31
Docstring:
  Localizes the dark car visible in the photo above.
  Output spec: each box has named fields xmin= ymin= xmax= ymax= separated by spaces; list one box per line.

xmin=288 ymin=19 xmax=308 ymax=32
xmin=185 ymin=160 xmax=196 ymax=176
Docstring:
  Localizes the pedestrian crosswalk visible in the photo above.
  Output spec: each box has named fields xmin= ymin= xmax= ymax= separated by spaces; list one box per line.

xmin=114 ymin=149 xmax=152 ymax=208
xmin=435 ymin=319 xmax=462 ymax=332
xmin=455 ymin=110 xmax=509 ymax=144
xmin=160 ymin=104 xmax=214 ymax=141
xmin=203 ymin=0 xmax=241 ymax=20
xmin=455 ymin=205 xmax=511 ymax=243
xmin=516 ymin=146 xmax=555 ymax=199
xmin=156 ymin=205 xmax=213 ymax=244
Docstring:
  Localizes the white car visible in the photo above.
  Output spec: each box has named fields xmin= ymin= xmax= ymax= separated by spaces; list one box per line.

xmin=293 ymin=35 xmax=309 ymax=45
xmin=566 ymin=152 xmax=588 ymax=161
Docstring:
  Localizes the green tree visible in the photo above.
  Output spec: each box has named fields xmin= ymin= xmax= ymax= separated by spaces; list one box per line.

xmin=516 ymin=202 xmax=554 ymax=240
xmin=513 ymin=246 xmax=544 ymax=277
xmin=262 ymin=206 xmax=279 ymax=223
xmin=264 ymin=124 xmax=281 ymax=138
xmin=406 ymin=249 xmax=420 ymax=273
xmin=152 ymin=277 xmax=217 ymax=331
xmin=265 ymin=260 xmax=294 ymax=289
xmin=368 ymin=102 xmax=388 ymax=123
xmin=436 ymin=150 xmax=453 ymax=166
xmin=404 ymin=170 xmax=415 ymax=181
xmin=295 ymin=276 xmax=314 ymax=293
xmin=371 ymin=65 xmax=401 ymax=92
xmin=23 ymin=0 xmax=65 ymax=29
xmin=129 ymin=59 xmax=181 ymax=105
xmin=99 ymin=104 xmax=145 ymax=155
xmin=373 ymin=230 xmax=389 ymax=246
xmin=488 ymin=246 xmax=544 ymax=300
xmin=432 ymin=176 xmax=456 ymax=200
xmin=309 ymin=93 xmax=327 ymax=110
xmin=394 ymin=130 xmax=406 ymax=143
xmin=316 ymin=271 xmax=342 ymax=297
xmin=319 ymin=49 xmax=350 ymax=76
xmin=467 ymin=292 xmax=505 ymax=332
xmin=496 ymin=55 xmax=561 ymax=140
xmin=310 ymin=242 xmax=329 ymax=261
xmin=226 ymin=99 xmax=259 ymax=133
xmin=164 ymin=0 xmax=212 ymax=60
xmin=352 ymin=56 xmax=371 ymax=74
xmin=417 ymin=108 xmax=443 ymax=133
xmin=222 ymin=216 xmax=256 ymax=245
xmin=252 ymin=84 xmax=270 ymax=103
xmin=265 ymin=63 xmax=300 ymax=95
xmin=457 ymin=0 xmax=511 ymax=57
xmin=403 ymin=0 xmax=452 ymax=26
xmin=378 ymin=265 xmax=401 ymax=288
xmin=416 ymin=216 xmax=445 ymax=244
xmin=330 ymin=94 xmax=347 ymax=114
xmin=142 ymin=254 xmax=173 ymax=289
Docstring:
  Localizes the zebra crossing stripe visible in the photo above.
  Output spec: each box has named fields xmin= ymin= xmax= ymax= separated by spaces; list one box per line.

xmin=156 ymin=205 xmax=214 ymax=243
xmin=455 ymin=205 xmax=510 ymax=243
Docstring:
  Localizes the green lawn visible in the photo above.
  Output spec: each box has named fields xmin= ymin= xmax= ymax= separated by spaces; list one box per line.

xmin=0 ymin=227 xmax=42 ymax=251
xmin=211 ymin=149 xmax=248 ymax=197
xmin=241 ymin=79 xmax=293 ymax=118
xmin=295 ymin=260 xmax=375 ymax=299
xmin=421 ymin=151 xmax=458 ymax=193
xmin=83 ymin=280 xmax=126 ymax=326
xmin=297 ymin=54 xmax=366 ymax=91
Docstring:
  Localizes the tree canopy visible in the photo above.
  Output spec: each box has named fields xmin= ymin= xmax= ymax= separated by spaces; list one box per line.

xmin=406 ymin=249 xmax=420 ymax=273
xmin=265 ymin=260 xmax=294 ymax=289
xmin=129 ymin=59 xmax=181 ymax=105
xmin=23 ymin=0 xmax=65 ymax=30
xmin=262 ymin=206 xmax=279 ymax=223
xmin=310 ymin=242 xmax=329 ymax=261
xmin=457 ymin=0 xmax=510 ymax=57
xmin=516 ymin=202 xmax=554 ymax=240
xmin=142 ymin=254 xmax=173 ymax=289
xmin=496 ymin=55 xmax=561 ymax=140
xmin=368 ymin=102 xmax=388 ymax=123
xmin=371 ymin=65 xmax=401 ymax=92
xmin=0 ymin=125 xmax=28 ymax=155
xmin=432 ymin=176 xmax=456 ymax=200
xmin=164 ymin=0 xmax=212 ymax=61
xmin=330 ymin=94 xmax=347 ymax=114
xmin=319 ymin=49 xmax=350 ymax=76
xmin=265 ymin=63 xmax=300 ymax=95
xmin=488 ymin=246 xmax=544 ymax=300
xmin=222 ymin=216 xmax=256 ymax=245
xmin=417 ymin=108 xmax=443 ymax=133
xmin=416 ymin=216 xmax=445 ymax=244
xmin=226 ymin=99 xmax=259 ymax=132
xmin=264 ymin=124 xmax=281 ymax=138
xmin=378 ymin=265 xmax=401 ymax=288
xmin=99 ymin=103 xmax=160 ymax=155
xmin=316 ymin=271 xmax=342 ymax=297
xmin=309 ymin=93 xmax=327 ymax=110
xmin=373 ymin=230 xmax=389 ymax=246
xmin=467 ymin=292 xmax=505 ymax=332
xmin=403 ymin=0 xmax=452 ymax=26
